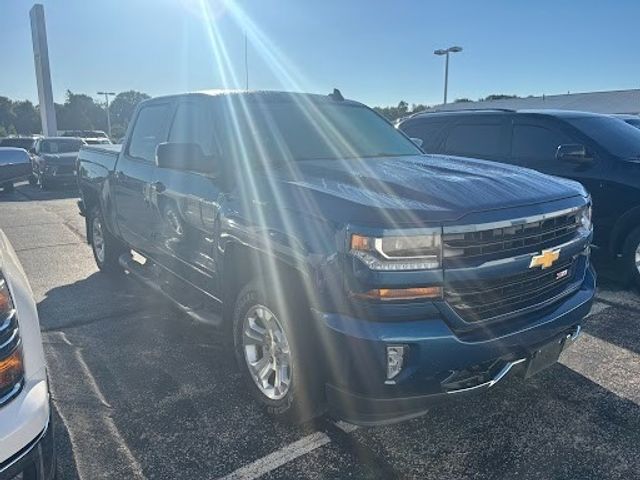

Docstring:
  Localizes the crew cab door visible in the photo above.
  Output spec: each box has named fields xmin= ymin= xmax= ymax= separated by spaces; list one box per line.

xmin=113 ymin=101 xmax=172 ymax=253
xmin=149 ymin=98 xmax=223 ymax=299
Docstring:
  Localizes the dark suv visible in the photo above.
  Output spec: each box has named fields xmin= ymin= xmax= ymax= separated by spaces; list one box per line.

xmin=399 ymin=109 xmax=640 ymax=286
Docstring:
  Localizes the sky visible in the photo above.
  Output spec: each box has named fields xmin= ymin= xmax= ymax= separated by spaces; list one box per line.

xmin=1 ymin=0 xmax=639 ymax=108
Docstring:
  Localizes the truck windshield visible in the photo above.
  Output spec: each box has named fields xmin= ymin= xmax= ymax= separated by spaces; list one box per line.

xmin=566 ymin=116 xmax=640 ymax=159
xmin=221 ymin=101 xmax=421 ymax=163
xmin=41 ymin=139 xmax=84 ymax=154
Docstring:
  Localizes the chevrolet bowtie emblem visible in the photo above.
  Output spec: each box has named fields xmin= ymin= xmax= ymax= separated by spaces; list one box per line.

xmin=529 ymin=248 xmax=561 ymax=269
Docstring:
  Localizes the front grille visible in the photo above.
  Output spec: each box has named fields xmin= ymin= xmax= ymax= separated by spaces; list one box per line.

xmin=443 ymin=208 xmax=583 ymax=264
xmin=445 ymin=256 xmax=582 ymax=323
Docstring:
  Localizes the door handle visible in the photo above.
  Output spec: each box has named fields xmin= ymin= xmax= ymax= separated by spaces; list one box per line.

xmin=152 ymin=181 xmax=166 ymax=193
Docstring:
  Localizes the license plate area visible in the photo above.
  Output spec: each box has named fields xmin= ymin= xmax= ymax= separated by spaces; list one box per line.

xmin=524 ymin=336 xmax=566 ymax=378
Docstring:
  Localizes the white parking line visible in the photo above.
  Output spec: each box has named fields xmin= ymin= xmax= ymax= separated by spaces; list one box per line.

xmin=561 ymin=332 xmax=640 ymax=405
xmin=218 ymin=431 xmax=331 ymax=480
xmin=44 ymin=332 xmax=146 ymax=479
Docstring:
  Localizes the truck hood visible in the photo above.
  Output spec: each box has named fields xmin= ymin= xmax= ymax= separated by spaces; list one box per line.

xmin=258 ymin=154 xmax=587 ymax=226
xmin=41 ymin=153 xmax=78 ymax=165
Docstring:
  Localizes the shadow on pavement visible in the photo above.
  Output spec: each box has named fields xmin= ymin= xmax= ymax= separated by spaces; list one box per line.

xmin=353 ymin=364 xmax=640 ymax=480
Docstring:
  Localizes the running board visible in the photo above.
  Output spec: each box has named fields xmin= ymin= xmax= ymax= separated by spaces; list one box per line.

xmin=118 ymin=253 xmax=223 ymax=327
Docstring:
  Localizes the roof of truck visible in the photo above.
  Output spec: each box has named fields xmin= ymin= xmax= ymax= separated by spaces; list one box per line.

xmin=406 ymin=108 xmax=612 ymax=122
xmin=144 ymin=89 xmax=363 ymax=107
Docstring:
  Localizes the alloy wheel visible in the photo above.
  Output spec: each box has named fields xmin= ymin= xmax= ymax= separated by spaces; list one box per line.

xmin=242 ymin=304 xmax=292 ymax=400
xmin=92 ymin=216 xmax=105 ymax=264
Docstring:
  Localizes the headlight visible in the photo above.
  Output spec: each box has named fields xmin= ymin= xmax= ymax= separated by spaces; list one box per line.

xmin=580 ymin=204 xmax=592 ymax=231
xmin=350 ymin=233 xmax=441 ymax=270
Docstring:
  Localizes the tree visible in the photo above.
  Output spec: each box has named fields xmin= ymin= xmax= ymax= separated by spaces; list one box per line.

xmin=12 ymin=101 xmax=40 ymax=134
xmin=454 ymin=98 xmax=472 ymax=103
xmin=483 ymin=94 xmax=519 ymax=101
xmin=56 ymin=90 xmax=106 ymax=131
xmin=109 ymin=90 xmax=150 ymax=129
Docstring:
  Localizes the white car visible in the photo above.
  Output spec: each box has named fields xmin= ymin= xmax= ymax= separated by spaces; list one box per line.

xmin=0 ymin=231 xmax=55 ymax=479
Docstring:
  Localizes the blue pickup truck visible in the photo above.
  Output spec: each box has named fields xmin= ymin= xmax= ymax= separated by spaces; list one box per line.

xmin=76 ymin=90 xmax=595 ymax=425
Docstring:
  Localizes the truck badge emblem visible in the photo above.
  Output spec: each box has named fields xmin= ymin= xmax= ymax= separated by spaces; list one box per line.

xmin=529 ymin=248 xmax=560 ymax=269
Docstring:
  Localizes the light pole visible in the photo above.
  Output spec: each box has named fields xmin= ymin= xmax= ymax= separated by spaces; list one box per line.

xmin=97 ymin=91 xmax=116 ymax=138
xmin=434 ymin=46 xmax=462 ymax=105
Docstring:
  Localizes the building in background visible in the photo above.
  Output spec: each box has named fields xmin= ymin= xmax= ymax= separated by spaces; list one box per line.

xmin=427 ymin=89 xmax=640 ymax=114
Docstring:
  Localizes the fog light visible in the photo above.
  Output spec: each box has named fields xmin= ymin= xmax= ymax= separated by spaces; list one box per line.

xmin=386 ymin=345 xmax=406 ymax=383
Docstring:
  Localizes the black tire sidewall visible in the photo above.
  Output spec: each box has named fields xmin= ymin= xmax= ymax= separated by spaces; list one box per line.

xmin=622 ymin=226 xmax=640 ymax=288
xmin=90 ymin=207 xmax=125 ymax=274
xmin=232 ymin=279 xmax=323 ymax=422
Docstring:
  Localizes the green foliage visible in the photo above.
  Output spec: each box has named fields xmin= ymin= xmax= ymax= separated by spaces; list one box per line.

xmin=374 ymin=101 xmax=429 ymax=122
xmin=0 ymin=90 xmax=150 ymax=139
xmin=454 ymin=98 xmax=472 ymax=103
xmin=482 ymin=94 xmax=519 ymax=101
xmin=109 ymin=90 xmax=150 ymax=128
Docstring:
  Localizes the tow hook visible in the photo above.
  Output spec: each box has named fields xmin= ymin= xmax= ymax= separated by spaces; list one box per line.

xmin=566 ymin=325 xmax=582 ymax=343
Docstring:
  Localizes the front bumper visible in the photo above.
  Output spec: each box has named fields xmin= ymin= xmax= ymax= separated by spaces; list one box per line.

xmin=0 ymin=398 xmax=54 ymax=480
xmin=318 ymin=264 xmax=595 ymax=426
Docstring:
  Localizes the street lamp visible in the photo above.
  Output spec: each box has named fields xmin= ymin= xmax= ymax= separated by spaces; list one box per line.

xmin=97 ymin=91 xmax=116 ymax=138
xmin=433 ymin=46 xmax=462 ymax=105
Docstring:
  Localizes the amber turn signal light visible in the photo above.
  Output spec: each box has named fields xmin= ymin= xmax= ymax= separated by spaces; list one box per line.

xmin=352 ymin=286 xmax=443 ymax=301
xmin=0 ymin=347 xmax=24 ymax=391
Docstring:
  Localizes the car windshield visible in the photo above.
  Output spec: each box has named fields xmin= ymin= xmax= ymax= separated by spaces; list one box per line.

xmin=220 ymin=100 xmax=420 ymax=164
xmin=0 ymin=138 xmax=34 ymax=150
xmin=40 ymin=139 xmax=84 ymax=153
xmin=567 ymin=116 xmax=640 ymax=158
xmin=624 ymin=118 xmax=640 ymax=129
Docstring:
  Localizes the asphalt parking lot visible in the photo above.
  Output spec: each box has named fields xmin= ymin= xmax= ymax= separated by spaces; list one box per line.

xmin=2 ymin=184 xmax=640 ymax=480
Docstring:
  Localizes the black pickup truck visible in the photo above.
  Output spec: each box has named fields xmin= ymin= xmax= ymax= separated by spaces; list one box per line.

xmin=77 ymin=90 xmax=595 ymax=425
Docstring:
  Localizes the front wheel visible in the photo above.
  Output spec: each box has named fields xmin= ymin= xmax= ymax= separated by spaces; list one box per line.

xmin=233 ymin=280 xmax=324 ymax=423
xmin=90 ymin=208 xmax=127 ymax=274
xmin=622 ymin=226 xmax=640 ymax=289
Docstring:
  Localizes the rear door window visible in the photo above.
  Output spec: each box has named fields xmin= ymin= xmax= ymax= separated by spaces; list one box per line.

xmin=128 ymin=103 xmax=171 ymax=162
xmin=443 ymin=121 xmax=505 ymax=159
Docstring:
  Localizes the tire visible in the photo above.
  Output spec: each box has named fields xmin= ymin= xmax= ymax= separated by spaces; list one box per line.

xmin=38 ymin=173 xmax=49 ymax=190
xmin=233 ymin=279 xmax=324 ymax=424
xmin=622 ymin=226 xmax=640 ymax=289
xmin=89 ymin=207 xmax=127 ymax=274
xmin=28 ymin=174 xmax=37 ymax=186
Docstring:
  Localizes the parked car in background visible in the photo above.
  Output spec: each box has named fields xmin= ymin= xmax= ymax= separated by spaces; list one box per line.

xmin=399 ymin=109 xmax=640 ymax=286
xmin=0 ymin=136 xmax=39 ymax=152
xmin=61 ymin=130 xmax=111 ymax=145
xmin=0 ymin=230 xmax=55 ymax=480
xmin=0 ymin=148 xmax=32 ymax=192
xmin=76 ymin=91 xmax=594 ymax=425
xmin=611 ymin=114 xmax=640 ymax=129
xmin=32 ymin=137 xmax=85 ymax=190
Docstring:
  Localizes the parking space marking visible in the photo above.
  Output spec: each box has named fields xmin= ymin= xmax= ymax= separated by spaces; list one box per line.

xmin=561 ymin=332 xmax=640 ymax=405
xmin=218 ymin=431 xmax=331 ymax=480
xmin=44 ymin=332 xmax=145 ymax=479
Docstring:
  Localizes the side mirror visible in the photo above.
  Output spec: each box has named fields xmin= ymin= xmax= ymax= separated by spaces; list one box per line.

xmin=556 ymin=144 xmax=592 ymax=164
xmin=156 ymin=142 xmax=217 ymax=175
xmin=410 ymin=137 xmax=424 ymax=149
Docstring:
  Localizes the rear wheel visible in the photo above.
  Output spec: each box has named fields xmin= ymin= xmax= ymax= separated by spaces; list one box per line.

xmin=90 ymin=208 xmax=127 ymax=274
xmin=233 ymin=279 xmax=324 ymax=423
xmin=622 ymin=226 xmax=640 ymax=289
xmin=38 ymin=173 xmax=49 ymax=190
